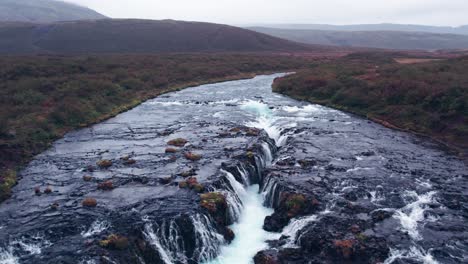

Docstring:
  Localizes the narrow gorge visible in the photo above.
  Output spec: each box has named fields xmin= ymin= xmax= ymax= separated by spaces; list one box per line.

xmin=0 ymin=74 xmax=466 ymax=264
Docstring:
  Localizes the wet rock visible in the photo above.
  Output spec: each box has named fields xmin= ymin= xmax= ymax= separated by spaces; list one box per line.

xmin=123 ymin=158 xmax=136 ymax=165
xmin=325 ymin=164 xmax=346 ymax=172
xmin=165 ymin=147 xmax=178 ymax=153
xmin=97 ymin=159 xmax=113 ymax=168
xmin=50 ymin=202 xmax=59 ymax=210
xmin=371 ymin=209 xmax=393 ymax=222
xmin=167 ymin=138 xmax=188 ymax=147
xmin=254 ymin=250 xmax=279 ymax=264
xmin=159 ymin=177 xmax=173 ymax=185
xmin=343 ymin=187 xmax=370 ymax=201
xmin=179 ymin=168 xmax=197 ymax=178
xmin=44 ymin=186 xmax=52 ymax=194
xmin=83 ymin=175 xmax=93 ymax=182
xmin=360 ymin=151 xmax=375 ymax=157
xmin=222 ymin=227 xmax=235 ymax=242
xmin=82 ymin=197 xmax=97 ymax=207
xmin=263 ymin=213 xmax=289 ymax=232
xmin=297 ymin=159 xmax=317 ymax=168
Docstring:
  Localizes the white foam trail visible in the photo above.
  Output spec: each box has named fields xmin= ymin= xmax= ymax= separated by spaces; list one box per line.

xmin=204 ymin=185 xmax=277 ymax=264
xmin=81 ymin=220 xmax=111 ymax=238
xmin=393 ymin=191 xmax=437 ymax=240
xmin=240 ymin=100 xmax=272 ymax=117
xmin=384 ymin=246 xmax=439 ymax=264
xmin=149 ymin=101 xmax=184 ymax=106
xmin=0 ymin=247 xmax=18 ymax=264
xmin=346 ymin=167 xmax=374 ymax=173
xmin=281 ymin=215 xmax=318 ymax=248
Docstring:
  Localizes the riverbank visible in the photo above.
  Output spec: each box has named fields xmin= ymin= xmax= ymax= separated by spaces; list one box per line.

xmin=272 ymin=53 xmax=468 ymax=160
xmin=0 ymin=53 xmax=314 ymax=202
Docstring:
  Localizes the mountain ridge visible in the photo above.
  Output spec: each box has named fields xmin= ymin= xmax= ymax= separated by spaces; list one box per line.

xmin=0 ymin=0 xmax=107 ymax=23
xmin=0 ymin=19 xmax=326 ymax=54
xmin=249 ymin=27 xmax=468 ymax=50
xmin=247 ymin=23 xmax=468 ymax=35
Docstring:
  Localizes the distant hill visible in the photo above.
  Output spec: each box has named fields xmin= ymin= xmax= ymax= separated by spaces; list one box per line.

xmin=0 ymin=19 xmax=324 ymax=54
xmin=0 ymin=0 xmax=107 ymax=23
xmin=249 ymin=27 xmax=468 ymax=50
xmin=249 ymin=23 xmax=468 ymax=35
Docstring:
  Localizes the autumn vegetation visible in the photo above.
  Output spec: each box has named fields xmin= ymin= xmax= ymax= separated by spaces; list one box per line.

xmin=0 ymin=53 xmax=314 ymax=202
xmin=273 ymin=52 xmax=468 ymax=157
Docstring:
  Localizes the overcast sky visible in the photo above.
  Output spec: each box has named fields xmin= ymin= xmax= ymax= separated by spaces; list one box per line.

xmin=65 ymin=0 xmax=468 ymax=26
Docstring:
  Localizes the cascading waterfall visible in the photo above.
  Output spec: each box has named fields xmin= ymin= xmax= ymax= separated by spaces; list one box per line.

xmin=144 ymin=214 xmax=224 ymax=264
xmin=201 ymin=100 xmax=291 ymax=264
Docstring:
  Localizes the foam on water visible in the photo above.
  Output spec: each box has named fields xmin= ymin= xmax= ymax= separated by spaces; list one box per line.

xmin=81 ymin=220 xmax=111 ymax=238
xmin=384 ymin=246 xmax=439 ymax=264
xmin=393 ymin=191 xmax=437 ymax=240
xmin=204 ymin=185 xmax=277 ymax=264
xmin=0 ymin=247 xmax=18 ymax=264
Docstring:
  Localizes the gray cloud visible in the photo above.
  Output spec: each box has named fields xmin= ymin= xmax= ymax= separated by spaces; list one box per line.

xmin=65 ymin=0 xmax=468 ymax=26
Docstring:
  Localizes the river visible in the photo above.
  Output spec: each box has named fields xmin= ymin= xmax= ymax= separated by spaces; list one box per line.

xmin=0 ymin=74 xmax=466 ymax=264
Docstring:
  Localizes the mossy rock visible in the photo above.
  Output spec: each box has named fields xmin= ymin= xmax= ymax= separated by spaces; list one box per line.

xmin=96 ymin=159 xmax=113 ymax=168
xmin=99 ymin=234 xmax=129 ymax=250
xmin=167 ymin=138 xmax=188 ymax=147
xmin=284 ymin=193 xmax=307 ymax=217
xmin=184 ymin=152 xmax=202 ymax=161
xmin=165 ymin=147 xmax=178 ymax=153
xmin=200 ymin=192 xmax=226 ymax=212
xmin=97 ymin=180 xmax=114 ymax=190
xmin=82 ymin=197 xmax=97 ymax=207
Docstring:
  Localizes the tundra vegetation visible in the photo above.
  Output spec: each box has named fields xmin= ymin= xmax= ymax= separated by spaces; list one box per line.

xmin=273 ymin=53 xmax=468 ymax=157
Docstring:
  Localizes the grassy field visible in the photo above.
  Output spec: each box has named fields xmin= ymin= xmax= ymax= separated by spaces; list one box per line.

xmin=273 ymin=53 xmax=468 ymax=158
xmin=0 ymin=53 xmax=316 ymax=202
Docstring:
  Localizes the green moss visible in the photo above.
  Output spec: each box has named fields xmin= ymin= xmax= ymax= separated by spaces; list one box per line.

xmin=200 ymin=192 xmax=226 ymax=212
xmin=99 ymin=234 xmax=129 ymax=250
xmin=0 ymin=170 xmax=17 ymax=202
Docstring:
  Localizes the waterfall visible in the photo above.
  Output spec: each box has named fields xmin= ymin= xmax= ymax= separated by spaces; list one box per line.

xmin=144 ymin=214 xmax=224 ymax=264
xmin=190 ymin=214 xmax=226 ymax=262
xmin=281 ymin=215 xmax=318 ymax=248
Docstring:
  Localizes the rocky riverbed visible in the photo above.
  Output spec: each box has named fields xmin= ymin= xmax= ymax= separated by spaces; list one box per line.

xmin=0 ymin=74 xmax=466 ymax=264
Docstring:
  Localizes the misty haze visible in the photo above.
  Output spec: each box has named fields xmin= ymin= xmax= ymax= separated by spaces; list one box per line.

xmin=0 ymin=1 xmax=466 ymax=264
